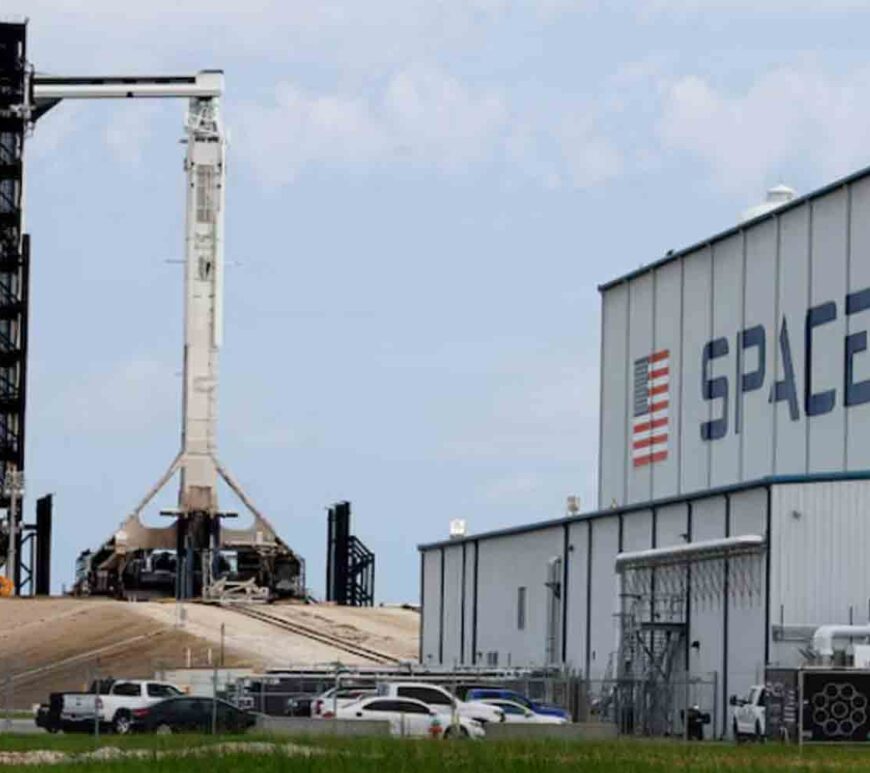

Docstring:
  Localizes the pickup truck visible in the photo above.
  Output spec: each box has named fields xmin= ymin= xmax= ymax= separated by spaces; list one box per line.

xmin=730 ymin=685 xmax=767 ymax=741
xmin=35 ymin=679 xmax=183 ymax=734
xmin=375 ymin=682 xmax=504 ymax=725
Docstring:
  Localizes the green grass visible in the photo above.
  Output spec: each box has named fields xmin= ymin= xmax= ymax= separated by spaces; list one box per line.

xmin=4 ymin=735 xmax=870 ymax=772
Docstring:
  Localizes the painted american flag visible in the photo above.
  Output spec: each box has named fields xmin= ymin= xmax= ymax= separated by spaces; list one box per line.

xmin=632 ymin=349 xmax=669 ymax=467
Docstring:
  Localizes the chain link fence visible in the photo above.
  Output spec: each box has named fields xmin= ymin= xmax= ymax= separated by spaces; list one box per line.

xmin=0 ymin=652 xmax=718 ymax=741
xmin=584 ymin=677 xmax=717 ymax=738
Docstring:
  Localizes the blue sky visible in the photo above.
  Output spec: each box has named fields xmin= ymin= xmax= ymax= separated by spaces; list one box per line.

xmin=7 ymin=1 xmax=870 ymax=598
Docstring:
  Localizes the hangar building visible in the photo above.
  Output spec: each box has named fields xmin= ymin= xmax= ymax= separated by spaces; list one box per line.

xmin=418 ymin=166 xmax=870 ymax=736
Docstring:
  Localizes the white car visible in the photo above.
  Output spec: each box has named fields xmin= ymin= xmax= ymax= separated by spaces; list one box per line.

xmin=479 ymin=698 xmax=568 ymax=724
xmin=337 ymin=696 xmax=485 ymax=739
xmin=312 ymin=686 xmax=376 ymax=718
xmin=376 ymin=682 xmax=504 ymax=725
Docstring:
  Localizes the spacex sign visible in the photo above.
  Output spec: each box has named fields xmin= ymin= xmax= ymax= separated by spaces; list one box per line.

xmin=701 ymin=287 xmax=870 ymax=442
xmin=598 ymin=172 xmax=870 ymax=506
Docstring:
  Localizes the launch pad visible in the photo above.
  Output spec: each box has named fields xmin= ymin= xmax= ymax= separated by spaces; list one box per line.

xmin=0 ymin=20 xmax=304 ymax=600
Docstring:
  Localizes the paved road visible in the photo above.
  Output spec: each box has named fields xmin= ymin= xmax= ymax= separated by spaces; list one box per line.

xmin=0 ymin=718 xmax=44 ymax=734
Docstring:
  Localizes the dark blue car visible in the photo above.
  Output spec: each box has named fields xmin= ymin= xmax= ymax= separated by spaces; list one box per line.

xmin=464 ymin=688 xmax=570 ymax=720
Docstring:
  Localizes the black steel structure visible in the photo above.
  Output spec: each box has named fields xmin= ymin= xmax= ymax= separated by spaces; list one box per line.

xmin=15 ymin=494 xmax=52 ymax=596
xmin=34 ymin=494 xmax=52 ymax=594
xmin=326 ymin=501 xmax=375 ymax=606
xmin=0 ymin=22 xmax=30 ymax=593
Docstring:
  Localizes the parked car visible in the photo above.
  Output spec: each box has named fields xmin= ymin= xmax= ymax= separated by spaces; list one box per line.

xmin=462 ymin=688 xmax=571 ymax=720
xmin=335 ymin=696 xmax=484 ymax=739
xmin=311 ymin=686 xmax=376 ymax=718
xmin=730 ymin=685 xmax=766 ymax=741
xmin=132 ymin=696 xmax=256 ymax=734
xmin=478 ymin=698 xmax=568 ymax=724
xmin=35 ymin=679 xmax=183 ymax=734
xmin=376 ymin=682 xmax=504 ymax=725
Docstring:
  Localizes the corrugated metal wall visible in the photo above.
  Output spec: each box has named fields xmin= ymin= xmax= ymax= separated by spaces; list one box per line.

xmin=599 ymin=175 xmax=870 ymax=508
xmin=769 ymin=479 xmax=870 ymax=667
xmin=419 ymin=485 xmax=769 ymax=734
xmin=475 ymin=527 xmax=564 ymax=668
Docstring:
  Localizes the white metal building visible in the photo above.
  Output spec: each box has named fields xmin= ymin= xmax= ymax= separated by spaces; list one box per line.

xmin=418 ymin=165 xmax=870 ymax=736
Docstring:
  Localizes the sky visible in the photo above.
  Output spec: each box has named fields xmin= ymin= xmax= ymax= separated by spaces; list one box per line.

xmin=6 ymin=1 xmax=870 ymax=598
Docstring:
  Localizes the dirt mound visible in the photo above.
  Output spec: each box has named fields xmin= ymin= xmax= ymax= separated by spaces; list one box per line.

xmin=0 ymin=598 xmax=255 ymax=708
xmin=0 ymin=598 xmax=420 ymax=709
xmin=131 ymin=601 xmax=420 ymax=667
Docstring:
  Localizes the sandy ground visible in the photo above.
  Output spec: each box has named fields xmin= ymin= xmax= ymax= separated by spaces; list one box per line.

xmin=131 ymin=601 xmax=419 ymax=667
xmin=0 ymin=598 xmax=420 ymax=708
xmin=0 ymin=598 xmax=254 ymax=707
xmin=262 ymin=603 xmax=419 ymax=660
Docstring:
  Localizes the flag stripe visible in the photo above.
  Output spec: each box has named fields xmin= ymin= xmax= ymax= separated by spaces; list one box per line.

xmin=633 ymin=450 xmax=668 ymax=467
xmin=632 ymin=417 xmax=669 ymax=434
xmin=633 ymin=433 xmax=669 ymax=450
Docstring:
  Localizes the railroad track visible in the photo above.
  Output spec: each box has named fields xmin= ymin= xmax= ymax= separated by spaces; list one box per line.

xmin=225 ymin=604 xmax=402 ymax=665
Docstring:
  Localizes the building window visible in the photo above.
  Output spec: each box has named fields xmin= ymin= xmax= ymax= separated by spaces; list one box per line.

xmin=517 ymin=586 xmax=527 ymax=630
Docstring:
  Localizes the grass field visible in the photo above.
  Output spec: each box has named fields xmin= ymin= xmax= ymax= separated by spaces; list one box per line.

xmin=3 ymin=734 xmax=870 ymax=771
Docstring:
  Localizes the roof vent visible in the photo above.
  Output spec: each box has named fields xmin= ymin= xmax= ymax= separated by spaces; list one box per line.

xmin=740 ymin=184 xmax=796 ymax=223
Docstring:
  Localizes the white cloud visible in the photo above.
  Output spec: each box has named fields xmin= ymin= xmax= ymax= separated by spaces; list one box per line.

xmin=241 ymin=64 xmax=509 ymax=178
xmin=9 ymin=1 xmax=620 ymax=190
xmin=11 ymin=1 xmax=517 ymax=73
xmin=557 ymin=112 xmax=624 ymax=188
xmin=236 ymin=64 xmax=624 ymax=189
xmin=504 ymin=108 xmax=624 ymax=190
xmin=657 ymin=64 xmax=870 ymax=195
xmin=235 ymin=65 xmax=508 ymax=184
xmin=383 ymin=66 xmax=507 ymax=170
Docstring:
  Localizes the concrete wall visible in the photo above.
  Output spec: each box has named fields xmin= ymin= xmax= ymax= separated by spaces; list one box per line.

xmin=256 ymin=716 xmax=391 ymax=737
xmin=599 ymin=174 xmax=870 ymax=507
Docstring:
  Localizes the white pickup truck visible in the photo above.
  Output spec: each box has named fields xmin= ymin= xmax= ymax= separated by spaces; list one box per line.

xmin=376 ymin=682 xmax=505 ymax=725
xmin=730 ymin=685 xmax=767 ymax=741
xmin=36 ymin=679 xmax=183 ymax=734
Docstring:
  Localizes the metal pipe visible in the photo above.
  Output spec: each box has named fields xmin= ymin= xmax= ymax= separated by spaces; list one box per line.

xmin=811 ymin=624 xmax=870 ymax=660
